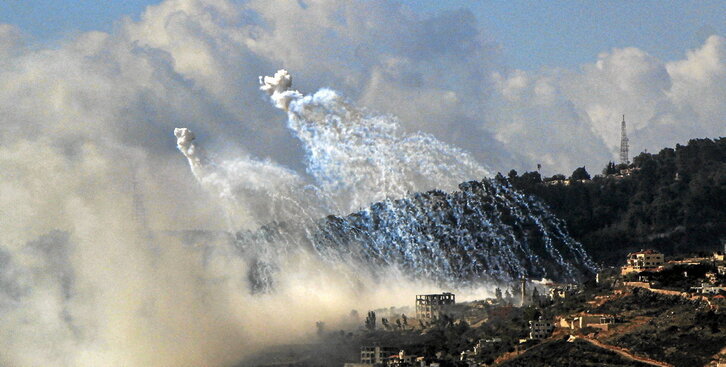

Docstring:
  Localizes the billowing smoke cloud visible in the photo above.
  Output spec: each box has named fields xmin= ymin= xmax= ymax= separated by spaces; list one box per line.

xmin=259 ymin=69 xmax=302 ymax=111
xmin=0 ymin=0 xmax=724 ymax=366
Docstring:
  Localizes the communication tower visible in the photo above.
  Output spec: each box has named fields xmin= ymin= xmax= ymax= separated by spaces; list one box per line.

xmin=619 ymin=115 xmax=629 ymax=165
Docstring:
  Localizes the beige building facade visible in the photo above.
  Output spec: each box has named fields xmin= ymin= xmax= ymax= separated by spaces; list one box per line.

xmin=621 ymin=249 xmax=664 ymax=274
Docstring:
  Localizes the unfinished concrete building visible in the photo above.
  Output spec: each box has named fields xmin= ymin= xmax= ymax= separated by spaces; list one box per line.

xmin=415 ymin=292 xmax=455 ymax=320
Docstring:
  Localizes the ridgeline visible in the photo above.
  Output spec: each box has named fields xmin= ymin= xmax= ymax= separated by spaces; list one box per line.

xmin=507 ymin=137 xmax=726 ymax=265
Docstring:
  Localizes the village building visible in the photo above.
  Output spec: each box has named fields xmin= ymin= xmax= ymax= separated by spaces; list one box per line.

xmin=714 ymin=243 xmax=726 ymax=262
xmin=560 ymin=314 xmax=616 ymax=331
xmin=359 ymin=346 xmax=399 ymax=365
xmin=387 ymin=350 xmax=422 ymax=367
xmin=548 ymin=284 xmax=578 ymax=300
xmin=714 ymin=252 xmax=725 ymax=262
xmin=691 ymin=283 xmax=726 ymax=295
xmin=621 ymin=249 xmax=665 ymax=275
xmin=347 ymin=347 xmax=429 ymax=367
xmin=459 ymin=338 xmax=494 ymax=363
xmin=528 ymin=317 xmax=555 ymax=340
xmin=415 ymin=293 xmax=455 ymax=320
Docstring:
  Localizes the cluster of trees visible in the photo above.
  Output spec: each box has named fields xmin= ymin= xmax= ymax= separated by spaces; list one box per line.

xmin=381 ymin=314 xmax=408 ymax=331
xmin=493 ymin=285 xmax=543 ymax=306
xmin=506 ymin=138 xmax=726 ymax=264
xmin=362 ymin=311 xmax=411 ymax=331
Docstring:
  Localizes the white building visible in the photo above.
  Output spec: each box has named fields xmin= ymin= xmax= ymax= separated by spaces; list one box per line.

xmin=692 ymin=283 xmax=726 ymax=295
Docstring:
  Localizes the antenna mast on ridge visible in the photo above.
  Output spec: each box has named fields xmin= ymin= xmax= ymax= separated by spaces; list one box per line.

xmin=619 ymin=115 xmax=629 ymax=165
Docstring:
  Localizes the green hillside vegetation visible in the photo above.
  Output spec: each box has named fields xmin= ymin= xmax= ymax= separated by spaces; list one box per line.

xmin=507 ymin=137 xmax=726 ymax=264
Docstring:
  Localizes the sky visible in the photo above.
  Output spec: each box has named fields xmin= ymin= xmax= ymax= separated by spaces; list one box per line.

xmin=3 ymin=0 xmax=726 ymax=70
xmin=0 ymin=0 xmax=724 ymax=174
xmin=424 ymin=0 xmax=726 ymax=70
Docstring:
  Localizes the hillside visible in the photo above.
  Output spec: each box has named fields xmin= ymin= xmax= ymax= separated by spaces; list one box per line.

xmin=234 ymin=177 xmax=596 ymax=293
xmin=508 ymin=137 xmax=726 ymax=264
xmin=497 ymin=337 xmax=653 ymax=367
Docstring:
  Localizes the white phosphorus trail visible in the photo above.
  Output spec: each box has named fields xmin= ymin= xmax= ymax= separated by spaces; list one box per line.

xmin=174 ymin=70 xmax=597 ymax=294
xmin=260 ymin=69 xmax=491 ymax=212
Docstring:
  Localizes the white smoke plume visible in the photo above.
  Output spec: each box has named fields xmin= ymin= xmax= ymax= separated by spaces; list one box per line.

xmin=174 ymin=128 xmax=207 ymax=180
xmin=259 ymin=69 xmax=302 ymax=111
xmin=174 ymin=126 xmax=333 ymax=230
xmin=260 ymin=69 xmax=491 ymax=211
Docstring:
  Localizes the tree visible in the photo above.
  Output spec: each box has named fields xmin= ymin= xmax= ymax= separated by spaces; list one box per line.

xmin=571 ymin=166 xmax=591 ymax=180
xmin=402 ymin=314 xmax=408 ymax=326
xmin=381 ymin=317 xmax=390 ymax=330
xmin=315 ymin=321 xmax=325 ymax=336
xmin=495 ymin=287 xmax=503 ymax=301
xmin=531 ymin=287 xmax=541 ymax=305
xmin=520 ymin=171 xmax=542 ymax=185
xmin=602 ymin=161 xmax=618 ymax=175
xmin=365 ymin=311 xmax=376 ymax=330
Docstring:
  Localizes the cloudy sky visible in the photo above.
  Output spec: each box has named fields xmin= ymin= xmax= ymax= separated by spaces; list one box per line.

xmin=1 ymin=0 xmax=724 ymax=177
